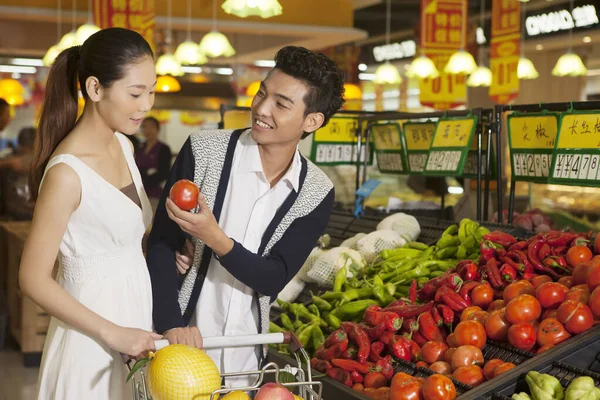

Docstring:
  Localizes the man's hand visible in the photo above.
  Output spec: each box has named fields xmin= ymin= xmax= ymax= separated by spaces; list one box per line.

xmin=163 ymin=327 xmax=203 ymax=349
xmin=166 ymin=194 xmax=234 ymax=257
xmin=175 ymin=239 xmax=195 ymax=274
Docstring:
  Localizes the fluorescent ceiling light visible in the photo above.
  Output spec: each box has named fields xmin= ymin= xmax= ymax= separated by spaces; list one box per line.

xmin=0 ymin=65 xmax=36 ymax=74
xmin=216 ymin=67 xmax=233 ymax=75
xmin=254 ymin=60 xmax=275 ymax=67
xmin=181 ymin=66 xmax=203 ymax=74
xmin=359 ymin=73 xmax=375 ymax=81
xmin=11 ymin=58 xmax=44 ymax=67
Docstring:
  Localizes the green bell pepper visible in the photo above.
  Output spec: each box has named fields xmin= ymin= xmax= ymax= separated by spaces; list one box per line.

xmin=526 ymin=371 xmax=564 ymax=400
xmin=565 ymin=376 xmax=600 ymax=400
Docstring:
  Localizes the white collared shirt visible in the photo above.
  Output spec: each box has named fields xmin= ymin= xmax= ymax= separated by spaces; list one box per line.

xmin=193 ymin=130 xmax=302 ymax=386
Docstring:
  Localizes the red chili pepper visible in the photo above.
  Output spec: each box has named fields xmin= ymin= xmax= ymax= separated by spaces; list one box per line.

xmin=327 ymin=367 xmax=353 ymax=387
xmin=401 ymin=317 xmax=419 ymax=339
xmin=368 ymin=341 xmax=385 ymax=363
xmin=408 ymin=339 xmax=421 ymax=362
xmin=528 ymin=239 xmax=561 ymax=279
xmin=514 ymin=250 xmax=535 ymax=274
xmin=331 ymin=358 xmax=371 ymax=375
xmin=437 ymin=304 xmax=455 ymax=332
xmin=500 ymin=255 xmax=523 ymax=275
xmin=417 ymin=275 xmax=447 ymax=301
xmin=522 ymin=272 xmax=538 ymax=280
xmin=543 ymin=256 xmax=571 ymax=273
xmin=552 ymin=246 xmax=568 ymax=257
xmin=500 ymin=264 xmax=517 ymax=283
xmin=430 ymin=306 xmax=443 ymax=327
xmin=509 ymin=241 xmax=528 ymax=251
xmin=486 ymin=257 xmax=504 ymax=288
xmin=459 ymin=281 xmax=480 ymax=303
xmin=436 ymin=286 xmax=470 ymax=312
xmin=364 ymin=323 xmax=386 ymax=342
xmin=547 ymin=232 xmax=577 ymax=247
xmin=351 ymin=371 xmax=364 ymax=384
xmin=376 ymin=358 xmax=394 ymax=380
xmin=316 ymin=339 xmax=348 ymax=360
xmin=418 ymin=311 xmax=445 ymax=342
xmin=458 ymin=262 xmax=481 ymax=282
xmin=538 ymin=243 xmax=551 ymax=261
xmin=324 ymin=329 xmax=348 ymax=348
xmin=441 ymin=273 xmax=463 ymax=291
xmin=480 ymin=240 xmax=500 ymax=262
xmin=363 ymin=305 xmax=403 ymax=331
xmin=412 ymin=330 xmax=427 ymax=346
xmin=384 ymin=299 xmax=407 ymax=309
xmin=483 ymin=231 xmax=517 ymax=249
xmin=385 ymin=301 xmax=434 ymax=318
xmin=311 ymin=358 xmax=332 ymax=373
xmin=341 ymin=322 xmax=371 ymax=364
xmin=409 ymin=279 xmax=417 ymax=304
xmin=380 ymin=332 xmax=411 ymax=362
xmin=341 ymin=346 xmax=358 ymax=360
xmin=573 ymin=237 xmax=591 ymax=247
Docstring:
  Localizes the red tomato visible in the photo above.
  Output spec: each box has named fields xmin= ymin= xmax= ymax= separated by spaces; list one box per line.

xmin=572 ymin=260 xmax=596 ymax=286
xmin=557 ymin=300 xmax=594 ymax=334
xmin=444 ymin=348 xmax=456 ymax=364
xmin=422 ymin=374 xmax=457 ymax=400
xmin=416 ymin=361 xmax=429 ymax=369
xmin=503 ymin=281 xmax=535 ymax=304
xmin=587 ymin=264 xmax=600 ymax=291
xmin=430 ymin=361 xmax=453 ymax=375
xmin=508 ymin=322 xmax=537 ymax=351
xmin=465 ymin=311 xmax=490 ymax=326
xmin=169 ymin=179 xmax=199 ymax=211
xmin=420 ymin=341 xmax=449 ymax=364
xmin=352 ymin=383 xmax=364 ymax=392
xmin=364 ymin=372 xmax=387 ymax=389
xmin=482 ymin=359 xmax=504 ymax=381
xmin=446 ymin=333 xmax=459 ymax=348
xmin=364 ymin=387 xmax=391 ymax=400
xmin=536 ymin=282 xmax=568 ymax=309
xmin=493 ymin=362 xmax=516 ymax=377
xmin=390 ymin=377 xmax=423 ymax=400
xmin=567 ymin=246 xmax=593 ymax=268
xmin=487 ymin=299 xmax=506 ymax=312
xmin=485 ymin=309 xmax=511 ymax=341
xmin=505 ymin=294 xmax=542 ymax=324
xmin=595 ymin=233 xmax=600 ymax=254
xmin=454 ymin=321 xmax=487 ymax=349
xmin=542 ymin=309 xmax=558 ymax=320
xmin=472 ymin=284 xmax=494 ymax=309
xmin=589 ymin=286 xmax=600 ymax=318
xmin=450 ymin=345 xmax=484 ymax=370
xmin=537 ymin=318 xmax=571 ymax=347
xmin=566 ymin=284 xmax=591 ymax=304
xmin=453 ymin=365 xmax=484 ymax=387
xmin=558 ymin=276 xmax=573 ymax=288
xmin=537 ymin=344 xmax=554 ymax=354
xmin=531 ymin=275 xmax=554 ymax=289
xmin=460 ymin=306 xmax=483 ymax=322
xmin=390 ymin=372 xmax=413 ymax=386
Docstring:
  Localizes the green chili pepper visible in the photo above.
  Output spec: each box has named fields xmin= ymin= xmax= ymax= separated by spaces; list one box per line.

xmin=308 ymin=304 xmax=320 ymax=318
xmin=384 ymin=282 xmax=396 ymax=297
xmin=312 ymin=295 xmax=333 ymax=311
xmin=293 ymin=320 xmax=303 ymax=330
xmin=331 ymin=299 xmax=379 ymax=319
xmin=339 ymin=287 xmax=373 ymax=305
xmin=416 ymin=276 xmax=430 ymax=288
xmin=391 ymin=266 xmax=431 ymax=285
xmin=324 ymin=313 xmax=342 ymax=329
xmin=333 ymin=266 xmax=347 ymax=293
xmin=312 ymin=325 xmax=325 ymax=350
xmin=395 ymin=285 xmax=410 ymax=297
xmin=442 ymin=224 xmax=458 ymax=236
xmin=288 ymin=303 xmax=300 ymax=318
xmin=435 ymin=246 xmax=458 ymax=259
xmin=373 ymin=275 xmax=385 ymax=287
xmin=456 ymin=245 xmax=468 ymax=260
xmin=321 ymin=291 xmax=344 ymax=301
xmin=407 ymin=242 xmax=430 ymax=251
xmin=436 ymin=235 xmax=460 ymax=249
xmin=270 ymin=322 xmax=283 ymax=333
xmin=430 ymin=270 xmax=446 ymax=278
xmin=277 ymin=299 xmax=291 ymax=311
xmin=297 ymin=324 xmax=315 ymax=348
xmin=380 ymin=248 xmax=423 ymax=260
xmin=280 ymin=313 xmax=294 ymax=331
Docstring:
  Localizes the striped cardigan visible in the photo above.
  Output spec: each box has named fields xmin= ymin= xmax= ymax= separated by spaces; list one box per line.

xmin=146 ymin=128 xmax=335 ymax=358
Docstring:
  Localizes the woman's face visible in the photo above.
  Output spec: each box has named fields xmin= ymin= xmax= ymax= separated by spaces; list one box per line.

xmin=96 ymin=56 xmax=156 ymax=135
xmin=141 ymin=119 xmax=159 ymax=142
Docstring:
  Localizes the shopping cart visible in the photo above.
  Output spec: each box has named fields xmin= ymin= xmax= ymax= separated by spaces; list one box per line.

xmin=127 ymin=331 xmax=323 ymax=400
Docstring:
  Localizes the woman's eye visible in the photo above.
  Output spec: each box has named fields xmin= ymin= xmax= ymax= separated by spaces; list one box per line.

xmin=131 ymin=94 xmax=141 ymax=99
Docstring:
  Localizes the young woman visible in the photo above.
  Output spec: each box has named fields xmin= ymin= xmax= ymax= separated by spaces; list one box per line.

xmin=19 ymin=28 xmax=162 ymax=399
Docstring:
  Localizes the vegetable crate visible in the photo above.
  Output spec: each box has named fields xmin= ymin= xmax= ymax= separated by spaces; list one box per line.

xmin=393 ymin=358 xmax=472 ymax=395
xmin=490 ymin=362 xmax=600 ymax=400
xmin=458 ymin=323 xmax=600 ymax=399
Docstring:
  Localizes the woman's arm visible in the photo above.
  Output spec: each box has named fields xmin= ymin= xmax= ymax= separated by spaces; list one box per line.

xmin=19 ymin=163 xmax=161 ymax=357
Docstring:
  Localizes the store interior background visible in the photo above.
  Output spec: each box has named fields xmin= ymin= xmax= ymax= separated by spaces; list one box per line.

xmin=0 ymin=0 xmax=599 ymax=222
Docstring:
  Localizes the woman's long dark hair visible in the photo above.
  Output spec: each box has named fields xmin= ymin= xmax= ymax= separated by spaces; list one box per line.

xmin=29 ymin=27 xmax=153 ymax=200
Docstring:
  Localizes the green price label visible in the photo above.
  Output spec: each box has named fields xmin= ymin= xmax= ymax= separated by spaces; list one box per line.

xmin=507 ymin=112 xmax=558 ymax=183
xmin=423 ymin=116 xmax=478 ymax=177
xmin=549 ymin=111 xmax=600 ymax=187
xmin=372 ymin=122 xmax=408 ymax=174
xmin=403 ymin=121 xmax=435 ymax=174
xmin=310 ymin=116 xmax=373 ymax=166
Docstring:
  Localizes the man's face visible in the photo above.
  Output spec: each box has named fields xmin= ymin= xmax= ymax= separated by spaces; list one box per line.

xmin=250 ymin=68 xmax=323 ymax=146
xmin=0 ymin=107 xmax=11 ymax=131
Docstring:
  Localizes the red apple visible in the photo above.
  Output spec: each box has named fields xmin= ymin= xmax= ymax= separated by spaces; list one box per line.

xmin=255 ymin=383 xmax=294 ymax=400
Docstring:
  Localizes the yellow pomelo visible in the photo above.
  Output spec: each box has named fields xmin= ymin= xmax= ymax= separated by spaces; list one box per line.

xmin=221 ymin=391 xmax=252 ymax=400
xmin=293 ymin=395 xmax=304 ymax=400
xmin=146 ymin=344 xmax=221 ymax=400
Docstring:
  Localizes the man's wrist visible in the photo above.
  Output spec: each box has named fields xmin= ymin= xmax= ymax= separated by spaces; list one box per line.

xmin=211 ymin=229 xmax=234 ymax=258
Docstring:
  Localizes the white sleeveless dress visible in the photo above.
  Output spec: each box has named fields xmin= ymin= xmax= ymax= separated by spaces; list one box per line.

xmin=36 ymin=133 xmax=154 ymax=399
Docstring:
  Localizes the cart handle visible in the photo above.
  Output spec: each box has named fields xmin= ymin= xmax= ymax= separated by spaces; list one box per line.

xmin=153 ymin=331 xmax=303 ymax=353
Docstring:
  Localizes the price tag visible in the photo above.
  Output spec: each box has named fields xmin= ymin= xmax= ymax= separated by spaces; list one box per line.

xmin=507 ymin=113 xmax=558 ymax=183
xmin=310 ymin=116 xmax=373 ymax=166
xmin=372 ymin=122 xmax=408 ymax=174
xmin=403 ymin=121 xmax=435 ymax=174
xmin=463 ymin=131 xmax=497 ymax=179
xmin=423 ymin=116 xmax=477 ymax=176
xmin=549 ymin=111 xmax=600 ymax=186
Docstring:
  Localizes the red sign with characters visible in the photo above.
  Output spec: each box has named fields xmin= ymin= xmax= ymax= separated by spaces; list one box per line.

xmin=93 ymin=0 xmax=155 ymax=50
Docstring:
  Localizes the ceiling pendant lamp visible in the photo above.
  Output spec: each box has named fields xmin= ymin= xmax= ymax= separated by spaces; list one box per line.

xmin=406 ymin=55 xmax=439 ymax=79
xmin=518 ymin=57 xmax=539 ymax=79
xmin=444 ymin=0 xmax=478 ymax=75
xmin=75 ymin=0 xmax=100 ymax=44
xmin=175 ymin=0 xmax=207 ymax=65
xmin=552 ymin=0 xmax=587 ymax=77
xmin=156 ymin=0 xmax=183 ymax=76
xmin=467 ymin=0 xmax=491 ymax=86
xmin=156 ymin=76 xmax=181 ymax=93
xmin=373 ymin=0 xmax=402 ymax=84
xmin=222 ymin=0 xmax=283 ymax=18
xmin=199 ymin=0 xmax=236 ymax=58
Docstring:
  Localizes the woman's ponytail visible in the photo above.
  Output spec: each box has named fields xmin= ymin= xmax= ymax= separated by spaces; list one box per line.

xmin=29 ymin=46 xmax=80 ymax=200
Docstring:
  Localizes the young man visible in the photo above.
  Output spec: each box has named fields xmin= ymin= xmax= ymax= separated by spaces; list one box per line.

xmin=146 ymin=46 xmax=344 ymax=385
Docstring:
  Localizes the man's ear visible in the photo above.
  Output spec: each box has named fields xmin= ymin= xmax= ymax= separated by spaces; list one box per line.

xmin=303 ymin=112 xmax=325 ymax=134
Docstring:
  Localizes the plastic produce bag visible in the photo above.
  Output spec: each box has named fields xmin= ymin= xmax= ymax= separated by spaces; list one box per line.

xmin=277 ymin=276 xmax=306 ymax=304
xmin=297 ymin=247 xmax=327 ymax=282
xmin=340 ymin=232 xmax=367 ymax=250
xmin=357 ymin=229 xmax=406 ymax=263
xmin=377 ymin=212 xmax=421 ymax=241
xmin=306 ymin=247 xmax=364 ymax=287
